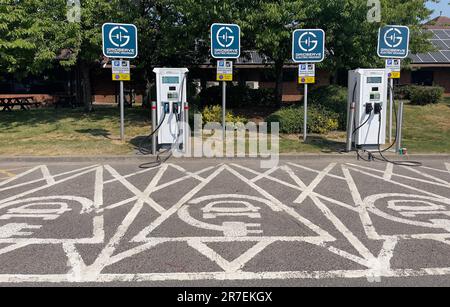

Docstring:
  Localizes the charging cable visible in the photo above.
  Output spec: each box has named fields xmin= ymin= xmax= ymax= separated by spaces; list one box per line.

xmin=374 ymin=109 xmax=422 ymax=167
xmin=139 ymin=73 xmax=187 ymax=169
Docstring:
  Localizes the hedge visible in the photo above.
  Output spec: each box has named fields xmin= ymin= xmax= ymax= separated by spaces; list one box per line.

xmin=409 ymin=85 xmax=444 ymax=105
xmin=308 ymin=85 xmax=348 ymax=130
xmin=266 ymin=105 xmax=339 ymax=134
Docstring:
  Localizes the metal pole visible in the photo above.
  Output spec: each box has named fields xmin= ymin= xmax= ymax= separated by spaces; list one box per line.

xmin=346 ymin=102 xmax=356 ymax=152
xmin=396 ymin=101 xmax=404 ymax=154
xmin=222 ymin=80 xmax=226 ymax=142
xmin=184 ymin=101 xmax=189 ymax=155
xmin=151 ymin=100 xmax=157 ymax=155
xmin=389 ymin=78 xmax=394 ymax=144
xmin=304 ymin=83 xmax=308 ymax=142
xmin=120 ymin=79 xmax=125 ymax=142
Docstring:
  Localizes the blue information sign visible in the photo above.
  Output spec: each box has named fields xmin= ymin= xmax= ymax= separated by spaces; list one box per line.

xmin=377 ymin=25 xmax=410 ymax=59
xmin=102 ymin=23 xmax=138 ymax=59
xmin=292 ymin=29 xmax=325 ymax=63
xmin=211 ymin=23 xmax=241 ymax=59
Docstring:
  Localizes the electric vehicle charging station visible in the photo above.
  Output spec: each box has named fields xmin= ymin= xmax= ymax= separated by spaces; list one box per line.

xmin=151 ymin=68 xmax=189 ymax=154
xmin=346 ymin=69 xmax=388 ymax=150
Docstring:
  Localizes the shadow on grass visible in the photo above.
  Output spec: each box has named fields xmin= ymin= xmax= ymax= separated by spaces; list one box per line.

xmin=76 ymin=129 xmax=112 ymax=139
xmin=130 ymin=135 xmax=152 ymax=154
xmin=0 ymin=105 xmax=150 ymax=129
xmin=294 ymin=135 xmax=347 ymax=153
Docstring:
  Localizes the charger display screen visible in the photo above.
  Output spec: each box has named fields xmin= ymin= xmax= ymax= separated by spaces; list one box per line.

xmin=367 ymin=77 xmax=382 ymax=84
xmin=162 ymin=76 xmax=179 ymax=84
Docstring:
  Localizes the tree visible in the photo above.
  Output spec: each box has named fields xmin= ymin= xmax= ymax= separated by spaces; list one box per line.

xmin=240 ymin=0 xmax=311 ymax=106
xmin=240 ymin=0 xmax=436 ymax=103
xmin=306 ymin=0 xmax=437 ymax=84
xmin=0 ymin=0 xmax=78 ymax=77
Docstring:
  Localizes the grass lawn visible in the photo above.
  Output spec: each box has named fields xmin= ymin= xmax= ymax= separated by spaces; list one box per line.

xmin=0 ymin=98 xmax=449 ymax=156
xmin=0 ymin=106 xmax=151 ymax=156
xmin=401 ymin=97 xmax=450 ymax=153
xmin=278 ymin=97 xmax=450 ymax=154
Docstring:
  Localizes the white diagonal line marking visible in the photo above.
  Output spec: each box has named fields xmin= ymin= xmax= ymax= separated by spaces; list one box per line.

xmin=104 ymin=165 xmax=166 ymax=215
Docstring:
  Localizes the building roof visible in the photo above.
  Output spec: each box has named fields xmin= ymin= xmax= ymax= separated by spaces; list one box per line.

xmin=424 ymin=16 xmax=450 ymax=29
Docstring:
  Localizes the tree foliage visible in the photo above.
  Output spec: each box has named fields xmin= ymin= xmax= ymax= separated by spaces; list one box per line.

xmin=0 ymin=0 xmax=78 ymax=76
xmin=0 ymin=0 xmax=439 ymax=102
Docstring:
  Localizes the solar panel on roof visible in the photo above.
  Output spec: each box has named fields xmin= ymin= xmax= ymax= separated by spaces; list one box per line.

xmin=429 ymin=52 xmax=448 ymax=62
xmin=410 ymin=29 xmax=450 ymax=63
xmin=442 ymin=40 xmax=450 ymax=49
xmin=431 ymin=40 xmax=449 ymax=49
xmin=442 ymin=51 xmax=450 ymax=61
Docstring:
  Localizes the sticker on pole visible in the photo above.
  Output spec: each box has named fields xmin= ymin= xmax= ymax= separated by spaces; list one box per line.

xmin=102 ymin=23 xmax=138 ymax=59
xmin=292 ymin=29 xmax=325 ymax=63
xmin=386 ymin=59 xmax=401 ymax=79
xmin=378 ymin=26 xmax=410 ymax=59
xmin=217 ymin=60 xmax=233 ymax=81
xmin=298 ymin=64 xmax=316 ymax=84
xmin=112 ymin=60 xmax=131 ymax=81
xmin=211 ymin=23 xmax=241 ymax=59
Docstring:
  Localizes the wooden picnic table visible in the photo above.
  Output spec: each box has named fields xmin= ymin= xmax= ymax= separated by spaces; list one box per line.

xmin=0 ymin=96 xmax=41 ymax=112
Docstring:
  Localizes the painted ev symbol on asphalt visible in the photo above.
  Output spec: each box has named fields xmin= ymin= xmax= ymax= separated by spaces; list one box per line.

xmin=216 ymin=26 xmax=236 ymax=48
xmin=178 ymin=194 xmax=271 ymax=237
xmin=299 ymin=31 xmax=319 ymax=52
xmin=109 ymin=26 xmax=131 ymax=48
xmin=384 ymin=28 xmax=403 ymax=48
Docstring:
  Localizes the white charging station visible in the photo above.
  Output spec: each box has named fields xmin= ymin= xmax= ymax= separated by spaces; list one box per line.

xmin=153 ymin=68 xmax=189 ymax=151
xmin=347 ymin=69 xmax=388 ymax=150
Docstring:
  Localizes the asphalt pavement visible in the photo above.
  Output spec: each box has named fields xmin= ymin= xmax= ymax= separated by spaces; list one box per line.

xmin=0 ymin=157 xmax=450 ymax=287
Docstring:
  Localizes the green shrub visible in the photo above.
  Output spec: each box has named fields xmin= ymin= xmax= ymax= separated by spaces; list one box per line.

xmin=408 ymin=85 xmax=444 ymax=105
xmin=309 ymin=85 xmax=348 ymax=130
xmin=199 ymin=85 xmax=276 ymax=108
xmin=201 ymin=105 xmax=248 ymax=125
xmin=394 ymin=85 xmax=414 ymax=100
xmin=266 ymin=105 xmax=339 ymax=134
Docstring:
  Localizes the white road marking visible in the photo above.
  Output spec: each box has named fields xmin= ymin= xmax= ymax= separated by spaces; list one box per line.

xmin=384 ymin=163 xmax=394 ymax=181
xmin=0 ymin=165 xmax=98 ymax=192
xmin=94 ymin=166 xmax=103 ymax=210
xmin=400 ymin=166 xmax=450 ymax=186
xmin=285 ymin=165 xmax=378 ymax=270
xmin=3 ymin=267 xmax=450 ymax=283
xmin=0 ymin=165 xmax=42 ymax=187
xmin=104 ymin=165 xmax=166 ymax=215
xmin=0 ymin=243 xmax=30 ymax=256
xmin=348 ymin=163 xmax=450 ymax=189
xmin=0 ymin=161 xmax=450 ymax=283
xmin=294 ymin=163 xmax=336 ymax=204
xmin=132 ymin=165 xmax=228 ymax=242
xmin=225 ymin=165 xmax=334 ymax=241
xmin=233 ymin=163 xmax=359 ymax=212
xmin=40 ymin=166 xmax=56 ymax=185
xmin=288 ymin=162 xmax=346 ymax=181
xmin=342 ymin=166 xmax=380 ymax=240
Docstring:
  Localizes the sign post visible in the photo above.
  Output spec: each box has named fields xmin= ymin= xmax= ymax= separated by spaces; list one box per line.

xmin=211 ymin=23 xmax=241 ymax=141
xmin=385 ymin=59 xmax=401 ymax=143
xmin=298 ymin=64 xmax=316 ymax=142
xmin=102 ymin=23 xmax=138 ymax=142
xmin=292 ymin=29 xmax=325 ymax=142
xmin=378 ymin=26 xmax=409 ymax=149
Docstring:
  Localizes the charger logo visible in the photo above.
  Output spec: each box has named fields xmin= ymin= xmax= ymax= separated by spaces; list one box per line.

xmin=217 ymin=26 xmax=235 ymax=48
xmin=109 ymin=26 xmax=131 ymax=48
xmin=384 ymin=28 xmax=403 ymax=48
xmin=299 ymin=31 xmax=319 ymax=52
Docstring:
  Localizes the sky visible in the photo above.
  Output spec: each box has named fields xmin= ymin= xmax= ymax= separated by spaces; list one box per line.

xmin=426 ymin=0 xmax=450 ymax=19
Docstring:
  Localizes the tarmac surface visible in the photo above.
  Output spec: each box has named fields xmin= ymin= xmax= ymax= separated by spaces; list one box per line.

xmin=1 ymin=157 xmax=450 ymax=287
